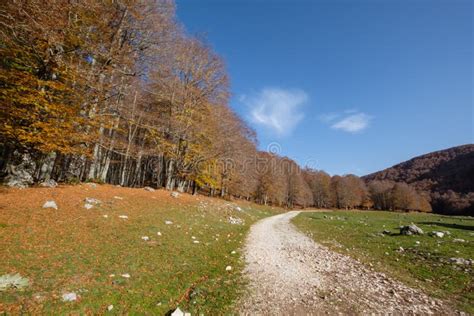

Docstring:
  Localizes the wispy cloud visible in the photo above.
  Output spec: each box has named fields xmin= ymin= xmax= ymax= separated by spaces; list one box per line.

xmin=317 ymin=112 xmax=340 ymax=123
xmin=244 ymin=88 xmax=308 ymax=136
xmin=318 ymin=110 xmax=373 ymax=133
xmin=331 ymin=113 xmax=372 ymax=133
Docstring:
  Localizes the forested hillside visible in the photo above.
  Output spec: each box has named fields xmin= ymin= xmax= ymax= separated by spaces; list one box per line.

xmin=0 ymin=1 xmax=459 ymax=214
xmin=0 ymin=0 xmax=313 ymax=207
xmin=364 ymin=145 xmax=474 ymax=215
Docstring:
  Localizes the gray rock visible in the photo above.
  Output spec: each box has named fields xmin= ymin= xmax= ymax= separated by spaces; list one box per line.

xmin=144 ymin=186 xmax=155 ymax=192
xmin=453 ymin=239 xmax=466 ymax=243
xmin=4 ymin=153 xmax=36 ymax=188
xmin=84 ymin=203 xmax=94 ymax=210
xmin=429 ymin=231 xmax=444 ymax=238
xmin=85 ymin=197 xmax=101 ymax=205
xmin=62 ymin=292 xmax=77 ymax=302
xmin=39 ymin=179 xmax=58 ymax=188
xmin=43 ymin=201 xmax=58 ymax=210
xmin=0 ymin=273 xmax=29 ymax=291
xmin=228 ymin=216 xmax=244 ymax=225
xmin=449 ymin=257 xmax=473 ymax=265
xmin=400 ymin=224 xmax=423 ymax=235
xmin=171 ymin=307 xmax=191 ymax=316
xmin=170 ymin=192 xmax=180 ymax=198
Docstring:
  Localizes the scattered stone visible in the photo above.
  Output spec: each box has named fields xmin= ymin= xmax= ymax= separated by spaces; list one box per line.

xmin=141 ymin=236 xmax=150 ymax=241
xmin=109 ymin=274 xmax=115 ymax=277
xmin=225 ymin=266 xmax=232 ymax=271
xmin=43 ymin=200 xmax=58 ymax=210
xmin=429 ymin=231 xmax=444 ymax=238
xmin=415 ymin=241 xmax=420 ymax=245
xmin=171 ymin=307 xmax=191 ymax=316
xmin=170 ymin=192 xmax=180 ymax=198
xmin=157 ymin=232 xmax=162 ymax=236
xmin=449 ymin=258 xmax=473 ymax=265
xmin=103 ymin=215 xmax=109 ymax=218
xmin=193 ymin=240 xmax=200 ymax=244
xmin=382 ymin=230 xmax=391 ymax=235
xmin=118 ymin=215 xmax=128 ymax=219
xmin=86 ymin=183 xmax=97 ymax=188
xmin=62 ymin=292 xmax=78 ymax=302
xmin=39 ymin=179 xmax=58 ymax=188
xmin=231 ymin=250 xmax=236 ymax=254
xmin=228 ymin=216 xmax=244 ymax=225
xmin=121 ymin=273 xmax=131 ymax=278
xmin=235 ymin=206 xmax=243 ymax=212
xmin=165 ymin=220 xmax=173 ymax=225
xmin=107 ymin=305 xmax=114 ymax=311
xmin=84 ymin=203 xmax=94 ymax=210
xmin=453 ymin=239 xmax=466 ymax=243
xmin=113 ymin=196 xmax=123 ymax=200
xmin=191 ymin=236 xmax=196 ymax=240
xmin=0 ymin=273 xmax=29 ymax=291
xmin=400 ymin=224 xmax=423 ymax=235
xmin=398 ymin=247 xmax=405 ymax=252
xmin=144 ymin=186 xmax=155 ymax=192
xmin=85 ymin=197 xmax=101 ymax=205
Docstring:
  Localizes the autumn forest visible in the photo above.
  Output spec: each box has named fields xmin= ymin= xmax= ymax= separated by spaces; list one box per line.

xmin=0 ymin=0 xmax=439 ymax=213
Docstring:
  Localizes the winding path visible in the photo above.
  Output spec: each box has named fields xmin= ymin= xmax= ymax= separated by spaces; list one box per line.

xmin=238 ymin=211 xmax=456 ymax=315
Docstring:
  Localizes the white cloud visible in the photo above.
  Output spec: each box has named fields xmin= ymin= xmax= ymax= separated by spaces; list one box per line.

xmin=317 ymin=113 xmax=340 ymax=123
xmin=331 ymin=113 xmax=372 ymax=133
xmin=244 ymin=88 xmax=307 ymax=136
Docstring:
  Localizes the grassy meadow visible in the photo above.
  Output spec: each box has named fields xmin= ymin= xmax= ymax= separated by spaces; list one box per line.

xmin=0 ymin=184 xmax=281 ymax=314
xmin=293 ymin=210 xmax=474 ymax=313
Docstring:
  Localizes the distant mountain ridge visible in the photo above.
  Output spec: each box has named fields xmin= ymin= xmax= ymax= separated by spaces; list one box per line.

xmin=363 ymin=144 xmax=474 ymax=215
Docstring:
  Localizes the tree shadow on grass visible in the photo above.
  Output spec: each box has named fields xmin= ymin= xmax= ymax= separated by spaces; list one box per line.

xmin=419 ymin=222 xmax=474 ymax=231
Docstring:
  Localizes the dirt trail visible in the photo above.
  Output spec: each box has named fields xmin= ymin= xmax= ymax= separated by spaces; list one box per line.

xmin=238 ymin=211 xmax=456 ymax=315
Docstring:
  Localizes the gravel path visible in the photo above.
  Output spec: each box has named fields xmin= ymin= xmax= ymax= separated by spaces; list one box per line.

xmin=238 ymin=211 xmax=457 ymax=315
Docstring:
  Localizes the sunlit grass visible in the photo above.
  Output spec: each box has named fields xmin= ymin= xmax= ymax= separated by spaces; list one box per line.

xmin=0 ymin=185 xmax=281 ymax=314
xmin=293 ymin=210 xmax=474 ymax=314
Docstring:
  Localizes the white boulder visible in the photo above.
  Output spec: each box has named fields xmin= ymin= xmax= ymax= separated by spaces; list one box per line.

xmin=43 ymin=200 xmax=58 ymax=210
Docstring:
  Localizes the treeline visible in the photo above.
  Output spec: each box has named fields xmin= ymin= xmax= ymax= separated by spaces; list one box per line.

xmin=301 ymin=171 xmax=431 ymax=212
xmin=0 ymin=1 xmax=431 ymax=212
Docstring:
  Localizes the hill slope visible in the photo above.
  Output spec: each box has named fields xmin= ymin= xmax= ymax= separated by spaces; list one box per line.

xmin=0 ymin=184 xmax=281 ymax=314
xmin=363 ymin=144 xmax=474 ymax=214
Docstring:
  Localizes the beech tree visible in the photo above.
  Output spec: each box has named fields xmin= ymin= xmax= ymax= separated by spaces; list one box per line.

xmin=303 ymin=169 xmax=332 ymax=208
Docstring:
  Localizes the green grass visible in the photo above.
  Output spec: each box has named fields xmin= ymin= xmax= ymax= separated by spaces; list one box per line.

xmin=0 ymin=186 xmax=281 ymax=314
xmin=293 ymin=210 xmax=474 ymax=314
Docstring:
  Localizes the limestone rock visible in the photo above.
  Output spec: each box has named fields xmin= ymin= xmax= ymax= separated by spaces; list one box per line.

xmin=43 ymin=200 xmax=58 ymax=210
xmin=400 ymin=224 xmax=423 ymax=235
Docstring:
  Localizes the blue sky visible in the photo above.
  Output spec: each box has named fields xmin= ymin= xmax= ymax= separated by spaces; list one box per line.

xmin=176 ymin=0 xmax=473 ymax=176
